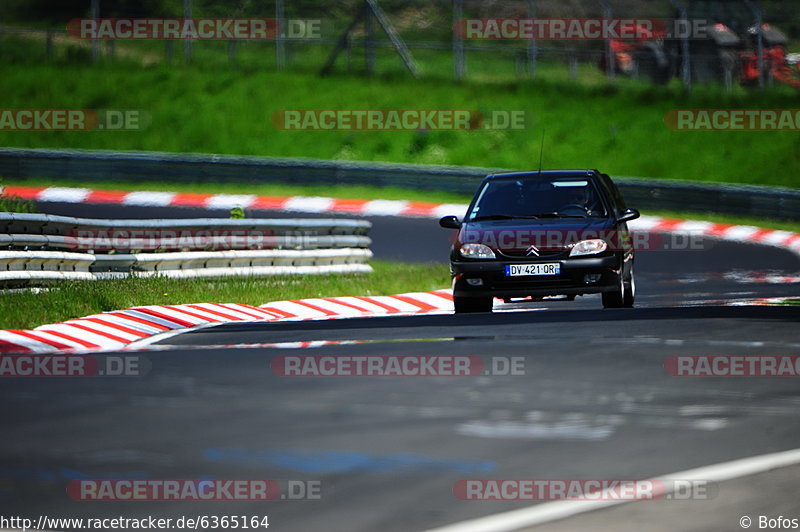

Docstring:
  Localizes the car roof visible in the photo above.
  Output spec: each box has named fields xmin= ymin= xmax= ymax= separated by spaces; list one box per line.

xmin=487 ymin=170 xmax=602 ymax=180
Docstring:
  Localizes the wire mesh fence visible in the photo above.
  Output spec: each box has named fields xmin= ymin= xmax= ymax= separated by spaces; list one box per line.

xmin=0 ymin=0 xmax=798 ymax=90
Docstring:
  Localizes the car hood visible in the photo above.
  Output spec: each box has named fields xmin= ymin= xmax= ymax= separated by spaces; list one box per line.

xmin=458 ymin=218 xmax=617 ymax=252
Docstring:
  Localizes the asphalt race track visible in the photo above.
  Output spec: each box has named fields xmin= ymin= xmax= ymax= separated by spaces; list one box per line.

xmin=1 ymin=201 xmax=799 ymax=531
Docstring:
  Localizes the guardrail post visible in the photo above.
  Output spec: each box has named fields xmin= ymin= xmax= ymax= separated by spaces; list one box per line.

xmin=183 ymin=0 xmax=193 ymax=65
xmin=91 ymin=0 xmax=100 ymax=63
xmin=276 ymin=0 xmax=286 ymax=70
xmin=527 ymin=0 xmax=537 ymax=78
xmin=46 ymin=30 xmax=54 ymax=59
xmin=744 ymin=0 xmax=765 ymax=91
xmin=569 ymin=53 xmax=578 ymax=80
xmin=599 ymin=0 xmax=615 ymax=81
xmin=364 ymin=1 xmax=375 ymax=75
xmin=453 ymin=0 xmax=465 ymax=81
xmin=725 ymin=62 xmax=733 ymax=92
xmin=668 ymin=1 xmax=692 ymax=93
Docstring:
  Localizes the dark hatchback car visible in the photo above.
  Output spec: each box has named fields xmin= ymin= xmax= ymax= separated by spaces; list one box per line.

xmin=439 ymin=170 xmax=640 ymax=313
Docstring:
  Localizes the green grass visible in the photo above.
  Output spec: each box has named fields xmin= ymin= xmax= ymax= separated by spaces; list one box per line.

xmin=0 ymin=181 xmax=37 ymax=212
xmin=0 ymin=260 xmax=450 ymax=330
xmin=0 ymin=194 xmax=36 ymax=213
xmin=1 ymin=34 xmax=800 ymax=189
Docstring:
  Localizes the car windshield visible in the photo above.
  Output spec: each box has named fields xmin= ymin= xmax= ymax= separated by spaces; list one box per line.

xmin=467 ymin=177 xmax=608 ymax=221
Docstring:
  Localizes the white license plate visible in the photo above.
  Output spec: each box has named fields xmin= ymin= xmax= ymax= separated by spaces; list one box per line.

xmin=505 ymin=263 xmax=560 ymax=276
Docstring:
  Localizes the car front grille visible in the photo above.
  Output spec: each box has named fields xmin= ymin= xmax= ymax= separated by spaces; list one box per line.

xmin=496 ymin=248 xmax=568 ymax=260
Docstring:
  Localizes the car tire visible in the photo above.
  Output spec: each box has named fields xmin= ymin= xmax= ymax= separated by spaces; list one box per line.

xmin=454 ymin=296 xmax=493 ymax=314
xmin=623 ymin=266 xmax=635 ymax=308
xmin=602 ymin=272 xmax=625 ymax=309
xmin=603 ymin=267 xmax=635 ymax=309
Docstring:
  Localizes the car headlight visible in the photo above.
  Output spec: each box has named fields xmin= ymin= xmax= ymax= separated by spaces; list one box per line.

xmin=569 ymin=239 xmax=608 ymax=257
xmin=460 ymin=243 xmax=496 ymax=259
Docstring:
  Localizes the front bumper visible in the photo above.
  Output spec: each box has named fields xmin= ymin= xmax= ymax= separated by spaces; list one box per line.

xmin=451 ymin=255 xmax=621 ymax=299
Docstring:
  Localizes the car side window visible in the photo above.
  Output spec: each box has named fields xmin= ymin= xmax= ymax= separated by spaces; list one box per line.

xmin=605 ymin=174 xmax=627 ymax=210
xmin=598 ymin=175 xmax=623 ymax=217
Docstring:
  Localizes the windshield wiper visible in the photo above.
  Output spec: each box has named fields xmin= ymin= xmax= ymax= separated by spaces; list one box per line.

xmin=471 ymin=214 xmax=540 ymax=221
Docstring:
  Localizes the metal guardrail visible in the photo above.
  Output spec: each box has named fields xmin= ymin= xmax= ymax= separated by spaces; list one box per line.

xmin=95 ymin=249 xmax=373 ymax=279
xmin=0 ymin=212 xmax=373 ymax=284
xmin=0 ymin=249 xmax=372 ymax=283
xmin=0 ymin=233 xmax=371 ymax=251
xmin=0 ymin=212 xmax=371 ymax=252
xmin=1 ymin=148 xmax=798 ymax=221
xmin=0 ymin=212 xmax=371 ymax=236
xmin=0 ymin=251 xmax=96 ymax=282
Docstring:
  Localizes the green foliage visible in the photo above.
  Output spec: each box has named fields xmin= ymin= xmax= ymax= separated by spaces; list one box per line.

xmin=0 ymin=180 xmax=37 ymax=213
xmin=0 ymin=21 xmax=799 ymax=189
xmin=0 ymin=54 xmax=798 ymax=188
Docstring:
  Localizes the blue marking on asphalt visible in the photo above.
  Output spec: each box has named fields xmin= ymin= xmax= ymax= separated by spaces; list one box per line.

xmin=203 ymin=449 xmax=496 ymax=474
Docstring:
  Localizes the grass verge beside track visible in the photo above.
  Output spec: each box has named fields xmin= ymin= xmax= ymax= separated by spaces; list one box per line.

xmin=0 ymin=261 xmax=450 ymax=330
xmin=1 ymin=34 xmax=799 ymax=188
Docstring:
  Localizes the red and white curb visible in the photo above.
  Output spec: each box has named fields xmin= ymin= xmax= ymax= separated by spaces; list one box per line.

xmin=632 ymin=215 xmax=800 ymax=257
xmin=0 ymin=290 xmax=454 ymax=354
xmin=4 ymin=185 xmax=800 ymax=256
xmin=1 ymin=185 xmax=467 ymax=219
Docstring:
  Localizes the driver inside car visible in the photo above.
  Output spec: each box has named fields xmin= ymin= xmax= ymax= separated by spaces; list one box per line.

xmin=559 ymin=186 xmax=600 ymax=215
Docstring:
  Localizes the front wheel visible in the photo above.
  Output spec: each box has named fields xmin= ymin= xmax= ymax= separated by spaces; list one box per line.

xmin=454 ymin=296 xmax=493 ymax=314
xmin=623 ymin=267 xmax=635 ymax=308
xmin=602 ymin=267 xmax=635 ymax=309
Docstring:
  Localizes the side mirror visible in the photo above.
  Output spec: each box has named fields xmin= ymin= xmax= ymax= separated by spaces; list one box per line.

xmin=617 ymin=208 xmax=640 ymax=224
xmin=439 ymin=215 xmax=462 ymax=229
